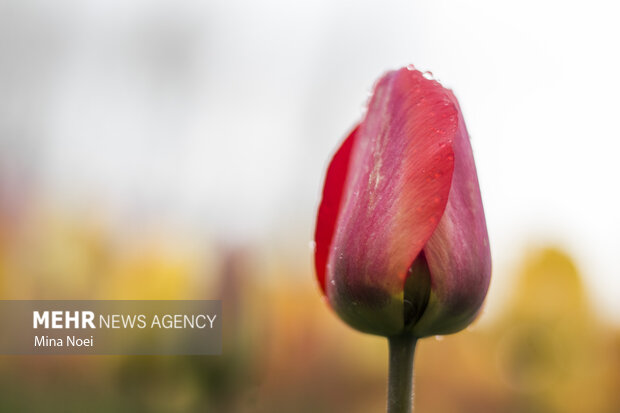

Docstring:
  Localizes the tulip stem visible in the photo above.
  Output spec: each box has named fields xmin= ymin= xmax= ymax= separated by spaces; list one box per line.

xmin=387 ymin=335 xmax=417 ymax=413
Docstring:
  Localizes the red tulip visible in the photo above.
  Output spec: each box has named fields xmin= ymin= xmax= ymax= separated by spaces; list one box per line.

xmin=314 ymin=67 xmax=491 ymax=339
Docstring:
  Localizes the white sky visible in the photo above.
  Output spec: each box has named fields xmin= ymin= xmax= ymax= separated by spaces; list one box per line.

xmin=1 ymin=0 xmax=619 ymax=321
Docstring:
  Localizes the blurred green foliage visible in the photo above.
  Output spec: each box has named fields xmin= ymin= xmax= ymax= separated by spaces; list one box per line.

xmin=0 ymin=212 xmax=619 ymax=412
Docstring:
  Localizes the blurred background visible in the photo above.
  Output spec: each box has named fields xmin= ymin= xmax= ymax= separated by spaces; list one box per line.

xmin=1 ymin=0 xmax=619 ymax=412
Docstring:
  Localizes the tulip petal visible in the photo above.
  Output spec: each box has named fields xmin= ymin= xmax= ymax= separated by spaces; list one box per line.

xmin=314 ymin=126 xmax=359 ymax=294
xmin=325 ymin=68 xmax=457 ymax=336
xmin=413 ymin=92 xmax=492 ymax=337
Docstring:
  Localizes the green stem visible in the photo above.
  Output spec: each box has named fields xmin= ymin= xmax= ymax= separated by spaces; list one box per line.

xmin=387 ymin=335 xmax=417 ymax=413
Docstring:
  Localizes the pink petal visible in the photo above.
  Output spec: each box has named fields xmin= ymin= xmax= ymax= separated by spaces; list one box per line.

xmin=414 ymin=91 xmax=492 ymax=337
xmin=326 ymin=68 xmax=457 ymax=335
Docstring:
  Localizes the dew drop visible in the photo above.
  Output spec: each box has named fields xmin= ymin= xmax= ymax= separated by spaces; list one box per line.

xmin=422 ymin=71 xmax=434 ymax=80
xmin=406 ymin=64 xmax=416 ymax=71
xmin=434 ymin=335 xmax=444 ymax=342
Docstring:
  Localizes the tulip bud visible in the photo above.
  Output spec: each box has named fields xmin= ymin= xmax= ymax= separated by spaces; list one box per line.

xmin=314 ymin=67 xmax=491 ymax=338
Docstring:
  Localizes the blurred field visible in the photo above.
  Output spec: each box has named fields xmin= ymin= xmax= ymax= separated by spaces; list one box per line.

xmin=1 ymin=209 xmax=618 ymax=412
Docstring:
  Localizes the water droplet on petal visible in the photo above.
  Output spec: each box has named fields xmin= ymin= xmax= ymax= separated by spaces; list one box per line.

xmin=423 ymin=71 xmax=434 ymax=80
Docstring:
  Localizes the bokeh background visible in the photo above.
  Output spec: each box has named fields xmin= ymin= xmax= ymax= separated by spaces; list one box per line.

xmin=1 ymin=0 xmax=619 ymax=412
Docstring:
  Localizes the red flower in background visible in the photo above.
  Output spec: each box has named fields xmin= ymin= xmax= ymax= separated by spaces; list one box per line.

xmin=314 ymin=67 xmax=491 ymax=338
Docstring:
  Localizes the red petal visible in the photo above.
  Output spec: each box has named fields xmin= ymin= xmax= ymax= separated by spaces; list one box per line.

xmin=325 ymin=68 xmax=457 ymax=335
xmin=314 ymin=126 xmax=359 ymax=294
xmin=414 ymin=91 xmax=492 ymax=336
